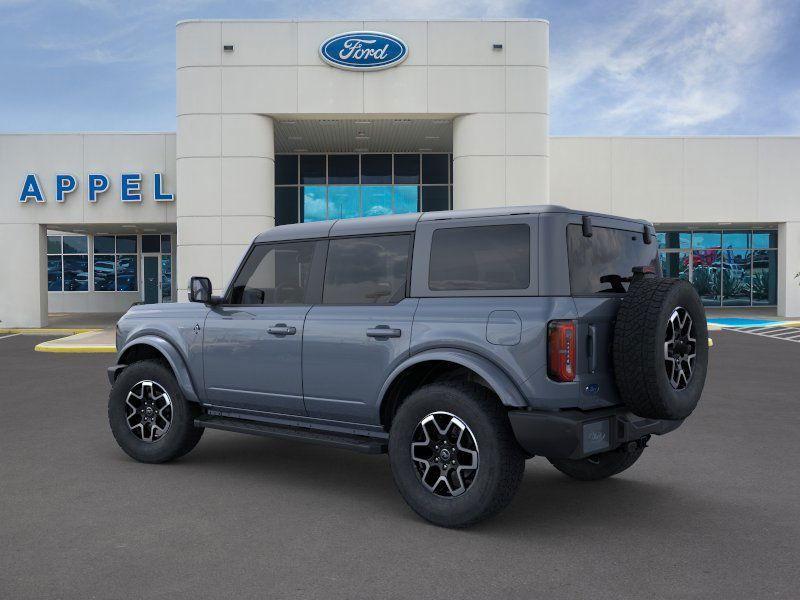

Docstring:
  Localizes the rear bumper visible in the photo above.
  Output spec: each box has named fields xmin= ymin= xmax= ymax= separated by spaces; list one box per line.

xmin=508 ymin=406 xmax=683 ymax=460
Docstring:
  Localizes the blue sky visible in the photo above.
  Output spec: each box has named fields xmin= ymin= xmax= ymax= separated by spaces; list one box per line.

xmin=0 ymin=0 xmax=798 ymax=135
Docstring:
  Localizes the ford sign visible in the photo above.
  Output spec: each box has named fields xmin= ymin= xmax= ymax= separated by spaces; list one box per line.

xmin=319 ymin=31 xmax=408 ymax=71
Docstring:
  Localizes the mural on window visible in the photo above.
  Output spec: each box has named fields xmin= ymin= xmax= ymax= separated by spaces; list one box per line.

xmin=274 ymin=153 xmax=453 ymax=225
xmin=657 ymin=230 xmax=777 ymax=307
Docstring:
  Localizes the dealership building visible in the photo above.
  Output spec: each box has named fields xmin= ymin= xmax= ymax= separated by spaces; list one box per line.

xmin=1 ymin=18 xmax=799 ymax=327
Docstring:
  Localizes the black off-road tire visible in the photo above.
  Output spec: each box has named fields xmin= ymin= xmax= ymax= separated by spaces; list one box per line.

xmin=388 ymin=382 xmax=525 ymax=528
xmin=548 ymin=444 xmax=645 ymax=481
xmin=613 ymin=277 xmax=708 ymax=420
xmin=108 ymin=360 xmax=204 ymax=463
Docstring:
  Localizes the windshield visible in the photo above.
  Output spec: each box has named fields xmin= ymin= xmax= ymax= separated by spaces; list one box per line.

xmin=567 ymin=224 xmax=660 ymax=294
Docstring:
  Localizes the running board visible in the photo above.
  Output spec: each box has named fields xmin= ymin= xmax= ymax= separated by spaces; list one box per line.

xmin=195 ymin=415 xmax=388 ymax=454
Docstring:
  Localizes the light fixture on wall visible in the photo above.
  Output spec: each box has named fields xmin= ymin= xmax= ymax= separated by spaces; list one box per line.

xmin=492 ymin=43 xmax=503 ymax=50
xmin=223 ymin=44 xmax=235 ymax=52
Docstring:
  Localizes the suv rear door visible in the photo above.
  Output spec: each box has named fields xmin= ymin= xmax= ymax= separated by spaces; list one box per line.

xmin=558 ymin=214 xmax=660 ymax=409
xmin=302 ymin=232 xmax=417 ymax=424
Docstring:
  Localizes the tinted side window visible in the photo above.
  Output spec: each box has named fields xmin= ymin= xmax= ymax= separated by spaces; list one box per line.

xmin=567 ymin=224 xmax=660 ymax=294
xmin=230 ymin=242 xmax=315 ymax=305
xmin=428 ymin=224 xmax=530 ymax=291
xmin=323 ymin=235 xmax=410 ymax=304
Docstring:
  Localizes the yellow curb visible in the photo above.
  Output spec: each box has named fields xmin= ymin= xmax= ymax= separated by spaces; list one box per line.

xmin=0 ymin=328 xmax=100 ymax=335
xmin=34 ymin=342 xmax=116 ymax=353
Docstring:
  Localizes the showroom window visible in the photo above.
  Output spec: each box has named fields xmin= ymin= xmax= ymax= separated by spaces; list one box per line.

xmin=657 ymin=229 xmax=778 ymax=307
xmin=93 ymin=235 xmax=138 ymax=292
xmin=274 ymin=153 xmax=454 ymax=225
xmin=47 ymin=235 xmax=89 ymax=292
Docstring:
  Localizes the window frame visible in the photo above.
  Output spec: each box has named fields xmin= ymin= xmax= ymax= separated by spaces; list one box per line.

xmin=320 ymin=233 xmax=414 ymax=306
xmin=93 ymin=235 xmax=139 ymax=293
xmin=411 ymin=216 xmax=539 ymax=298
xmin=221 ymin=239 xmax=326 ymax=307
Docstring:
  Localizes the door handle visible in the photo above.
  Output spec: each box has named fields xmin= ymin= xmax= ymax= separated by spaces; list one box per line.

xmin=268 ymin=324 xmax=297 ymax=336
xmin=587 ymin=325 xmax=597 ymax=374
xmin=366 ymin=325 xmax=402 ymax=339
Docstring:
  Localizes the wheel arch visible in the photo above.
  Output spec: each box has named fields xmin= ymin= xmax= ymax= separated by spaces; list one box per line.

xmin=378 ymin=349 xmax=527 ymax=429
xmin=115 ymin=336 xmax=201 ymax=403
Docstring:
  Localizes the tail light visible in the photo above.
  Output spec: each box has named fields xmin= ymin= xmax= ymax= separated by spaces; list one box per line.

xmin=548 ymin=320 xmax=576 ymax=382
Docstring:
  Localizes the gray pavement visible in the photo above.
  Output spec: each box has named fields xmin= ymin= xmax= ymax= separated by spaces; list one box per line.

xmin=1 ymin=330 xmax=798 ymax=599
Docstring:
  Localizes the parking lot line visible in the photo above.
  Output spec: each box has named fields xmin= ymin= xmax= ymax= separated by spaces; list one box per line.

xmin=0 ymin=333 xmax=21 ymax=341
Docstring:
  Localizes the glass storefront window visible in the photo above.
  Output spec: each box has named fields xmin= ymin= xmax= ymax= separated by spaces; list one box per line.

xmin=161 ymin=255 xmax=172 ymax=301
xmin=394 ymin=186 xmax=419 ymax=214
xmin=47 ymin=235 xmax=62 ymax=254
xmin=116 ymin=235 xmax=137 ymax=254
xmin=302 ymin=186 xmax=326 ymax=222
xmin=328 ymin=186 xmax=360 ymax=219
xmin=161 ymin=235 xmax=172 ymax=254
xmin=93 ymin=255 xmax=116 ymax=291
xmin=421 ymin=186 xmax=449 ymax=212
xmin=722 ymin=231 xmax=750 ymax=249
xmin=300 ymin=155 xmax=325 ymax=184
xmin=659 ymin=251 xmax=690 ymax=280
xmin=47 ymin=256 xmax=62 ymax=291
xmin=328 ymin=155 xmax=358 ymax=184
xmin=422 ymin=154 xmax=449 ymax=184
xmin=657 ymin=231 xmax=691 ymax=249
xmin=721 ymin=249 xmax=752 ymax=306
xmin=692 ymin=250 xmax=721 ymax=306
xmin=394 ymin=154 xmax=420 ymax=184
xmin=141 ymin=234 xmax=161 ymax=253
xmin=275 ymin=154 xmax=298 ymax=185
xmin=63 ymin=255 xmax=89 ymax=291
xmin=277 ymin=153 xmax=452 ymax=224
xmin=752 ymin=230 xmax=778 ymax=249
xmin=362 ymin=186 xmax=393 ymax=216
xmin=63 ymin=235 xmax=88 ymax=254
xmin=657 ymin=228 xmax=778 ymax=307
xmin=361 ymin=154 xmax=392 ymax=184
xmin=116 ymin=255 xmax=137 ymax=291
xmin=692 ymin=231 xmax=721 ymax=249
xmin=276 ymin=187 xmax=299 ymax=226
xmin=753 ymin=250 xmax=778 ymax=305
xmin=94 ymin=235 xmax=115 ymax=253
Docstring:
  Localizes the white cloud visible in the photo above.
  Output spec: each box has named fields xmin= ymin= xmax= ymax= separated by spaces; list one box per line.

xmin=551 ymin=0 xmax=791 ymax=133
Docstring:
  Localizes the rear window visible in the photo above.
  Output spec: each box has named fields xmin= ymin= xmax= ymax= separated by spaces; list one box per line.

xmin=429 ymin=224 xmax=530 ymax=291
xmin=567 ymin=224 xmax=660 ymax=294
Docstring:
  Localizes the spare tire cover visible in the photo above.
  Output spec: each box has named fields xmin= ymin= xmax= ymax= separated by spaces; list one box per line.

xmin=612 ymin=277 xmax=708 ymax=420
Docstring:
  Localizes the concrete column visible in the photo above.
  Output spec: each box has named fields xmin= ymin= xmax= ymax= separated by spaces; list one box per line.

xmin=0 ymin=224 xmax=47 ymax=327
xmin=452 ymin=112 xmax=549 ymax=210
xmin=778 ymin=221 xmax=800 ymax=317
xmin=177 ymin=114 xmax=275 ymax=299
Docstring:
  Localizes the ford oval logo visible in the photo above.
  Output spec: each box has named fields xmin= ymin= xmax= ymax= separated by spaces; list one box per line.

xmin=319 ymin=31 xmax=408 ymax=71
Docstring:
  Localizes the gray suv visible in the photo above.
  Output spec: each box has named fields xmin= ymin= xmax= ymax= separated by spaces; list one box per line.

xmin=108 ymin=205 xmax=708 ymax=527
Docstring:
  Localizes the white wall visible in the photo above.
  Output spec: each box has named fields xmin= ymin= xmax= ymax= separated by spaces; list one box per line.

xmin=176 ymin=19 xmax=550 ymax=297
xmin=0 ymin=133 xmax=176 ymax=326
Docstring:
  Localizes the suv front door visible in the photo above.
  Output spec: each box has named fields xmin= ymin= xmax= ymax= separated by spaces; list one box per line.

xmin=302 ymin=234 xmax=417 ymax=425
xmin=203 ymin=240 xmax=322 ymax=416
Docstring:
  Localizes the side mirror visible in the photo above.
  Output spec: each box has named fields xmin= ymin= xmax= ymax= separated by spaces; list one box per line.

xmin=189 ymin=276 xmax=213 ymax=303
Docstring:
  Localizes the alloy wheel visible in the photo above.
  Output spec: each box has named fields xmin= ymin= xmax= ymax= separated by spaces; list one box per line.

xmin=664 ymin=307 xmax=697 ymax=390
xmin=125 ymin=380 xmax=173 ymax=442
xmin=410 ymin=412 xmax=479 ymax=497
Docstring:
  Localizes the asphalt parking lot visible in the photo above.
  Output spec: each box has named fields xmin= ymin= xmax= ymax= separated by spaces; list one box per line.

xmin=1 ymin=331 xmax=799 ymax=599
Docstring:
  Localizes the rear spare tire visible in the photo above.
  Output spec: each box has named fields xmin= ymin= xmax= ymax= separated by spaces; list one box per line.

xmin=613 ymin=277 xmax=708 ymax=420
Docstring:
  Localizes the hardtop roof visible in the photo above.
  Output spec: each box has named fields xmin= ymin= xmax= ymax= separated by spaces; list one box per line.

xmin=252 ymin=204 xmax=652 ymax=243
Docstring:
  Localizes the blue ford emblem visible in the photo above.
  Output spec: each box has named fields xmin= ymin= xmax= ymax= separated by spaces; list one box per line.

xmin=319 ymin=31 xmax=408 ymax=71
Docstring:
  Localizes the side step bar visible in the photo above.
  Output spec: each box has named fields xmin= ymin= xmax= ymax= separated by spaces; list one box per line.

xmin=195 ymin=415 xmax=388 ymax=454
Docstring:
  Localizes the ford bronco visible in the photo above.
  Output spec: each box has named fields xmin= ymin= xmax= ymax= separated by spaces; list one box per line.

xmin=108 ymin=205 xmax=708 ymax=527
